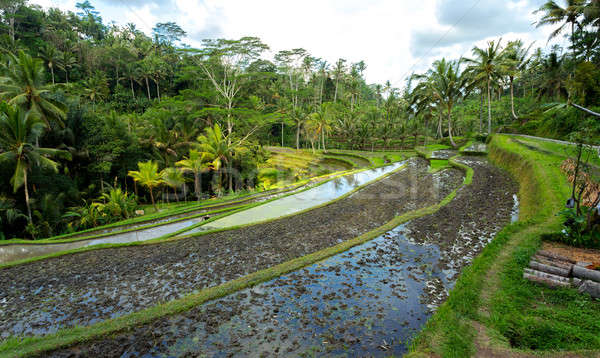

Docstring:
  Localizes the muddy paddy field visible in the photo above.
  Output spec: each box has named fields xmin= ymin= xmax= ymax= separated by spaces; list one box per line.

xmin=18 ymin=156 xmax=519 ymax=357
xmin=1 ymin=158 xmax=465 ymax=340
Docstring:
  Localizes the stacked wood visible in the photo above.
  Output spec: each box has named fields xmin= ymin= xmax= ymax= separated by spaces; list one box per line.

xmin=523 ymin=268 xmax=570 ymax=288
xmin=523 ymin=249 xmax=600 ymax=299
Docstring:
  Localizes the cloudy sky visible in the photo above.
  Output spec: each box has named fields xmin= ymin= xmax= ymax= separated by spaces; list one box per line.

xmin=32 ymin=0 xmax=562 ymax=87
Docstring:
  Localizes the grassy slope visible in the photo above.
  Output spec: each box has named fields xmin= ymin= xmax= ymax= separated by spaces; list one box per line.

xmin=407 ymin=134 xmax=600 ymax=357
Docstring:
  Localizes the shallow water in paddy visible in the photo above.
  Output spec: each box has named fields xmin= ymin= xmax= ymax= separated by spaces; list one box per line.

xmin=182 ymin=161 xmax=405 ymax=235
xmin=0 ymin=162 xmax=405 ymax=265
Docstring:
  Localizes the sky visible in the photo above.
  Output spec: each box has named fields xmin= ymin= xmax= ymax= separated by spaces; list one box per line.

xmin=31 ymin=0 xmax=564 ymax=87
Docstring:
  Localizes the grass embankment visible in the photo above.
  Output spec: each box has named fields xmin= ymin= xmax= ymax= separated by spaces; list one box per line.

xmin=0 ymin=156 xmax=472 ymax=358
xmin=407 ymin=134 xmax=600 ymax=357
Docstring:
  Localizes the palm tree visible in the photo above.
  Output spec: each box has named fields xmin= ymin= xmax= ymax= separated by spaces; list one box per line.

xmin=57 ymin=51 xmax=77 ymax=84
xmin=197 ymin=123 xmax=233 ymax=193
xmin=503 ymin=40 xmax=532 ymax=120
xmin=38 ymin=44 xmax=60 ymax=85
xmin=0 ymin=104 xmax=71 ymax=224
xmin=535 ymin=0 xmax=585 ymax=56
xmin=464 ymin=40 xmax=505 ymax=134
xmin=423 ymin=59 xmax=470 ymax=147
xmin=82 ymin=72 xmax=109 ymax=109
xmin=161 ymin=167 xmax=185 ymax=203
xmin=176 ymin=149 xmax=211 ymax=201
xmin=0 ymin=50 xmax=67 ymax=127
xmin=121 ymin=62 xmax=141 ymax=98
xmin=128 ymin=160 xmax=163 ymax=211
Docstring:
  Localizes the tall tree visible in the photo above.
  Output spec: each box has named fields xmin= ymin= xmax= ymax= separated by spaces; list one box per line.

xmin=536 ymin=0 xmax=585 ymax=57
xmin=128 ymin=160 xmax=163 ymax=211
xmin=0 ymin=50 xmax=67 ymax=127
xmin=503 ymin=40 xmax=532 ymax=120
xmin=0 ymin=104 xmax=70 ymax=224
xmin=38 ymin=44 xmax=60 ymax=85
xmin=176 ymin=149 xmax=211 ymax=201
xmin=194 ymin=37 xmax=269 ymax=143
xmin=465 ymin=40 xmax=505 ymax=134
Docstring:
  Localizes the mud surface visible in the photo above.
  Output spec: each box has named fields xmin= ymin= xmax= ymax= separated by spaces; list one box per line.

xmin=47 ymin=156 xmax=517 ymax=357
xmin=0 ymin=158 xmax=462 ymax=340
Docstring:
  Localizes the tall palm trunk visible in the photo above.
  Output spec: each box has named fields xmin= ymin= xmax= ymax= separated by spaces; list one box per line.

xmin=296 ymin=122 xmax=301 ymax=150
xmin=155 ymin=78 xmax=160 ymax=102
xmin=437 ymin=111 xmax=443 ymax=138
xmin=479 ymin=90 xmax=484 ymax=132
xmin=50 ymin=66 xmax=55 ymax=85
xmin=23 ymin=168 xmax=32 ymax=224
xmin=149 ymin=187 xmax=157 ymax=211
xmin=145 ymin=77 xmax=151 ymax=100
xmin=487 ymin=76 xmax=492 ymax=134
xmin=130 ymin=78 xmax=135 ymax=98
xmin=447 ymin=106 xmax=456 ymax=147
xmin=510 ymin=76 xmax=517 ymax=120
xmin=194 ymin=172 xmax=201 ymax=201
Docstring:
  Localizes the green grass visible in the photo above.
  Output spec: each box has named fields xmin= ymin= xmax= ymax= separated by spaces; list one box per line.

xmin=0 ymin=155 xmax=470 ymax=358
xmin=407 ymin=134 xmax=600 ymax=357
xmin=429 ymin=159 xmax=450 ymax=173
xmin=415 ymin=144 xmax=452 ymax=159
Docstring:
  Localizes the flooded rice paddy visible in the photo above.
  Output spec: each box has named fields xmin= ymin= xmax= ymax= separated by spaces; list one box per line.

xmin=1 ymin=158 xmax=463 ymax=340
xmin=48 ymin=156 xmax=517 ymax=357
xmin=183 ymin=161 xmax=405 ymax=235
xmin=0 ymin=162 xmax=403 ymax=265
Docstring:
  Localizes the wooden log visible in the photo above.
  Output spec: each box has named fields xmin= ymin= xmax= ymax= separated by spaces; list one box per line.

xmin=532 ymin=255 xmax=573 ymax=271
xmin=537 ymin=250 xmax=576 ymax=264
xmin=523 ymin=268 xmax=571 ymax=288
xmin=572 ymin=265 xmax=600 ymax=283
xmin=578 ymin=280 xmax=600 ymax=299
xmin=524 ymin=272 xmax=571 ymax=288
xmin=529 ymin=260 xmax=571 ymax=277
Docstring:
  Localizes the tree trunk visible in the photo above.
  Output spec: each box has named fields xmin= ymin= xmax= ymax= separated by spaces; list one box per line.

xmin=479 ymin=90 xmax=484 ymax=132
xmin=437 ymin=111 xmax=443 ymax=138
xmin=149 ymin=187 xmax=157 ymax=211
xmin=334 ymin=77 xmax=339 ymax=102
xmin=130 ymin=78 xmax=135 ymax=98
xmin=155 ymin=78 xmax=160 ymax=102
xmin=487 ymin=76 xmax=492 ymax=134
xmin=23 ymin=168 xmax=32 ymax=224
xmin=447 ymin=106 xmax=456 ymax=147
xmin=296 ymin=122 xmax=301 ymax=150
xmin=145 ymin=77 xmax=151 ymax=100
xmin=281 ymin=122 xmax=284 ymax=147
xmin=194 ymin=172 xmax=201 ymax=201
xmin=228 ymin=162 xmax=233 ymax=193
xmin=50 ymin=66 xmax=55 ymax=85
xmin=510 ymin=76 xmax=517 ymax=120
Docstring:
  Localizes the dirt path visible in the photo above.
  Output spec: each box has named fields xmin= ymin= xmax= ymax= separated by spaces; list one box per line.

xmin=46 ymin=157 xmax=518 ymax=357
xmin=0 ymin=158 xmax=462 ymax=340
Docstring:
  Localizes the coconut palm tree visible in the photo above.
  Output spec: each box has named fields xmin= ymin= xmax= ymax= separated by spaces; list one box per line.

xmin=82 ymin=72 xmax=109 ymax=109
xmin=161 ymin=167 xmax=185 ymax=203
xmin=535 ymin=0 xmax=585 ymax=56
xmin=38 ymin=44 xmax=60 ymax=85
xmin=197 ymin=123 xmax=234 ymax=192
xmin=57 ymin=50 xmax=77 ymax=84
xmin=128 ymin=160 xmax=163 ymax=211
xmin=176 ymin=149 xmax=211 ymax=201
xmin=0 ymin=104 xmax=71 ymax=224
xmin=0 ymin=50 xmax=67 ymax=127
xmin=421 ymin=59 xmax=470 ymax=147
xmin=503 ymin=40 xmax=533 ymax=120
xmin=464 ymin=40 xmax=505 ymax=134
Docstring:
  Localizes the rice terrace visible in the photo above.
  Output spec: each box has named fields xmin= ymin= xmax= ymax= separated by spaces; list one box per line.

xmin=0 ymin=0 xmax=599 ymax=357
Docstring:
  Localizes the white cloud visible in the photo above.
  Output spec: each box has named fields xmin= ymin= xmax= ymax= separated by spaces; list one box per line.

xmin=31 ymin=0 xmax=561 ymax=87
